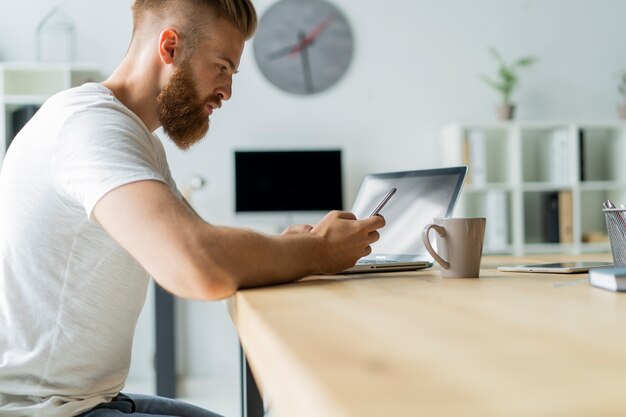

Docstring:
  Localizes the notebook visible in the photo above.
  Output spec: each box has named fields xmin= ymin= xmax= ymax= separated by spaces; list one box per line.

xmin=339 ymin=166 xmax=467 ymax=274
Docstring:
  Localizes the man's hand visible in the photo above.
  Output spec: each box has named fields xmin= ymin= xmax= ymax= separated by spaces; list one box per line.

xmin=310 ymin=211 xmax=385 ymax=274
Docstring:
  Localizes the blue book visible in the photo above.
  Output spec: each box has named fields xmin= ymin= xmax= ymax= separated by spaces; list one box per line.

xmin=589 ymin=267 xmax=626 ymax=292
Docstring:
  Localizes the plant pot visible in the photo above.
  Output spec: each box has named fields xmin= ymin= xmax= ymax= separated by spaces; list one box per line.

xmin=496 ymin=103 xmax=515 ymax=120
xmin=617 ymin=103 xmax=626 ymax=120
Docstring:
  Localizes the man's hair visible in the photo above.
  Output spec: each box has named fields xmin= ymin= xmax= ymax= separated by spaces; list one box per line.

xmin=131 ymin=0 xmax=257 ymax=47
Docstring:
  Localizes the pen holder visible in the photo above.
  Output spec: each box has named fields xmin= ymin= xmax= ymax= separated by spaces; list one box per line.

xmin=603 ymin=208 xmax=626 ymax=266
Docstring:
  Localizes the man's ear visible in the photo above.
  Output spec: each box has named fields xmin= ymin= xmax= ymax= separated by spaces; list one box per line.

xmin=158 ymin=28 xmax=180 ymax=65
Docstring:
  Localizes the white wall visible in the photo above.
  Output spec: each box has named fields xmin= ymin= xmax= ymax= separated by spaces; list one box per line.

xmin=3 ymin=0 xmax=626 ymax=390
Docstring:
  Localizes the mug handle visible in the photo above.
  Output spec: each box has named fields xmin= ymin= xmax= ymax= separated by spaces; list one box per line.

xmin=422 ymin=224 xmax=451 ymax=270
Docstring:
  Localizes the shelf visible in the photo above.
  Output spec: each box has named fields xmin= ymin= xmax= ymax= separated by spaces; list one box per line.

xmin=3 ymin=95 xmax=49 ymax=106
xmin=580 ymin=242 xmax=612 ymax=253
xmin=0 ymin=63 xmax=101 ymax=167
xmin=519 ymin=243 xmax=610 ymax=255
xmin=579 ymin=181 xmax=626 ymax=191
xmin=523 ymin=243 xmax=574 ymax=254
xmin=442 ymin=122 xmax=623 ymax=255
xmin=0 ymin=63 xmax=100 ymax=96
xmin=579 ymin=127 xmax=626 ymax=183
xmin=521 ymin=183 xmax=571 ymax=192
xmin=463 ymin=183 xmax=514 ymax=193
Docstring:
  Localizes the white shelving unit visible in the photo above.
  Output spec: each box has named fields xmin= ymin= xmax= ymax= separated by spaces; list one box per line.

xmin=0 ymin=62 xmax=101 ymax=166
xmin=442 ymin=122 xmax=626 ymax=255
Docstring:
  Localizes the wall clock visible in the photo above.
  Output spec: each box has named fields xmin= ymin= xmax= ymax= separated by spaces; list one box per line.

xmin=253 ymin=0 xmax=354 ymax=95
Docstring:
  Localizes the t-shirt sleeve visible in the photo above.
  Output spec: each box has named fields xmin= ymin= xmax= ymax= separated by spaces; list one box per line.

xmin=51 ymin=107 xmax=171 ymax=221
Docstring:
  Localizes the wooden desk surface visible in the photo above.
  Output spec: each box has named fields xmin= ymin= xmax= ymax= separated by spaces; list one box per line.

xmin=228 ymin=254 xmax=626 ymax=417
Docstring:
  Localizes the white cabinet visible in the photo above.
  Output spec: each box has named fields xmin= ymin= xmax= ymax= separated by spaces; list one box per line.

xmin=0 ymin=63 xmax=101 ymax=165
xmin=442 ymin=122 xmax=626 ymax=255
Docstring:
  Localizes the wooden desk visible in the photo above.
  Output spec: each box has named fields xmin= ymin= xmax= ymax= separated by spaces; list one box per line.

xmin=228 ymin=254 xmax=626 ymax=417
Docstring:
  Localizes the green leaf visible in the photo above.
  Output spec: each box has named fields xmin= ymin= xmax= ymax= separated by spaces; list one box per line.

xmin=483 ymin=47 xmax=536 ymax=103
xmin=619 ymin=72 xmax=626 ymax=98
xmin=515 ymin=56 xmax=537 ymax=68
xmin=489 ymin=46 xmax=506 ymax=67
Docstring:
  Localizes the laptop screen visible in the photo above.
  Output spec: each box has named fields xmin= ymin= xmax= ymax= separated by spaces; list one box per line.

xmin=351 ymin=167 xmax=467 ymax=259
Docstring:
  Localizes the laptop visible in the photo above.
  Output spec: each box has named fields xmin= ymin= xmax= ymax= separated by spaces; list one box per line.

xmin=339 ymin=166 xmax=467 ymax=274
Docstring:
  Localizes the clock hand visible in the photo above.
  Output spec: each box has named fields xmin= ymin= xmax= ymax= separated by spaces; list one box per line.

xmin=267 ymin=43 xmax=299 ymax=60
xmin=266 ymin=13 xmax=336 ymax=61
xmin=288 ymin=13 xmax=335 ymax=56
xmin=298 ymin=31 xmax=314 ymax=93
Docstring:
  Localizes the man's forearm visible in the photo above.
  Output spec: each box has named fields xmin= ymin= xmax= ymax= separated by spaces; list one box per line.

xmin=195 ymin=224 xmax=322 ymax=295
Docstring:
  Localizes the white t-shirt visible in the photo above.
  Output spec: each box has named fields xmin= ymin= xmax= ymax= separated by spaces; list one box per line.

xmin=0 ymin=83 xmax=180 ymax=416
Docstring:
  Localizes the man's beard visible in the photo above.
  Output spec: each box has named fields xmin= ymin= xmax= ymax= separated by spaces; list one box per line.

xmin=156 ymin=60 xmax=220 ymax=150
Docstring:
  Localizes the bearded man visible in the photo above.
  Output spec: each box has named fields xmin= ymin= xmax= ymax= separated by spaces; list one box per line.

xmin=0 ymin=0 xmax=385 ymax=416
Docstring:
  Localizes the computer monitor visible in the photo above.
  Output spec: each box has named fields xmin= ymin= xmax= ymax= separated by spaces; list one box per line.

xmin=234 ymin=149 xmax=343 ymax=215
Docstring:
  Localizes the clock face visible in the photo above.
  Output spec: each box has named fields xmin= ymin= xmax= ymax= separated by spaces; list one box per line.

xmin=253 ymin=0 xmax=354 ymax=95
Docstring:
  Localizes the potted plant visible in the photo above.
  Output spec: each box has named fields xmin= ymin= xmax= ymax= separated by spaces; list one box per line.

xmin=480 ymin=47 xmax=537 ymax=120
xmin=617 ymin=72 xmax=626 ymax=119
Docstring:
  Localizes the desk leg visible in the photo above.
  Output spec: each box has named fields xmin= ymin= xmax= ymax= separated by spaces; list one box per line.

xmin=240 ymin=344 xmax=264 ymax=417
xmin=155 ymin=284 xmax=177 ymax=398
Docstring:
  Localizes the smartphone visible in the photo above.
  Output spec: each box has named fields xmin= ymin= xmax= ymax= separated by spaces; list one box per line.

xmin=369 ymin=187 xmax=397 ymax=217
xmin=497 ymin=261 xmax=613 ymax=274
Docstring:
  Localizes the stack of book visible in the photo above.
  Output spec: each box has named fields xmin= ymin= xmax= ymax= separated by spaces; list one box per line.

xmin=589 ymin=267 xmax=626 ymax=292
xmin=543 ymin=191 xmax=573 ymax=244
xmin=464 ymin=129 xmax=487 ymax=185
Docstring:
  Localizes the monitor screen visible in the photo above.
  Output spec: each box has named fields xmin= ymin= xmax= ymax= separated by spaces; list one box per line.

xmin=234 ymin=150 xmax=343 ymax=212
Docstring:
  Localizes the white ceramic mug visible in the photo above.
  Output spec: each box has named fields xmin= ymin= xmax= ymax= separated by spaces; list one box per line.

xmin=422 ymin=217 xmax=486 ymax=278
